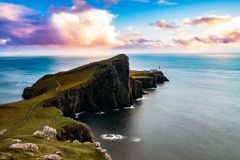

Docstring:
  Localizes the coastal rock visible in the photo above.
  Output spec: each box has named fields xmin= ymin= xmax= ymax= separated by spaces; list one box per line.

xmin=130 ymin=70 xmax=169 ymax=89
xmin=105 ymin=153 xmax=112 ymax=160
xmin=135 ymin=77 xmax=157 ymax=89
xmin=56 ymin=124 xmax=94 ymax=143
xmin=72 ymin=140 xmax=81 ymax=144
xmin=9 ymin=143 xmax=39 ymax=152
xmin=42 ymin=154 xmax=61 ymax=160
xmin=22 ymin=74 xmax=54 ymax=99
xmin=33 ymin=126 xmax=57 ymax=140
xmin=95 ymin=142 xmax=101 ymax=148
xmin=130 ymin=78 xmax=142 ymax=100
xmin=95 ymin=145 xmax=112 ymax=160
xmin=97 ymin=147 xmax=107 ymax=153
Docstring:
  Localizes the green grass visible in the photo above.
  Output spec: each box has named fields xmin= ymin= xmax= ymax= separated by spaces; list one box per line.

xmin=130 ymin=71 xmax=154 ymax=80
xmin=30 ymin=65 xmax=97 ymax=96
xmin=0 ymin=99 xmax=106 ymax=159
xmin=0 ymin=136 xmax=105 ymax=160
xmin=130 ymin=70 xmax=164 ymax=79
xmin=131 ymin=76 xmax=153 ymax=79
xmin=0 ymin=98 xmax=106 ymax=159
xmin=130 ymin=70 xmax=161 ymax=76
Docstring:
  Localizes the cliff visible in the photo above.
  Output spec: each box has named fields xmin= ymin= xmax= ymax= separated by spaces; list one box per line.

xmin=22 ymin=54 xmax=168 ymax=117
xmin=130 ymin=70 xmax=169 ymax=88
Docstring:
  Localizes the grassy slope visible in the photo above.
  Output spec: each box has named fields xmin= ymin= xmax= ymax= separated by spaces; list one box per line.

xmin=29 ymin=54 xmax=127 ymax=95
xmin=130 ymin=70 xmax=162 ymax=77
xmin=0 ymin=95 xmax=106 ymax=159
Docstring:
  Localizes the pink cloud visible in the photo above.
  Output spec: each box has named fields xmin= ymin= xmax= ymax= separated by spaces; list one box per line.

xmin=150 ymin=20 xmax=178 ymax=29
xmin=0 ymin=1 xmax=123 ymax=48
xmin=182 ymin=15 xmax=231 ymax=26
xmin=173 ymin=39 xmax=192 ymax=47
xmin=0 ymin=3 xmax=34 ymax=22
xmin=173 ymin=29 xmax=240 ymax=47
xmin=194 ymin=30 xmax=240 ymax=44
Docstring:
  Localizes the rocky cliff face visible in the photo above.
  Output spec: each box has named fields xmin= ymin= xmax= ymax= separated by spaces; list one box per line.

xmin=46 ymin=55 xmax=134 ymax=117
xmin=22 ymin=54 xmax=168 ymax=117
xmin=130 ymin=70 xmax=169 ymax=89
xmin=57 ymin=124 xmax=94 ymax=142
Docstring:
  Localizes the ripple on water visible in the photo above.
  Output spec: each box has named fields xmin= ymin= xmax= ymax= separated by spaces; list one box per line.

xmin=96 ymin=111 xmax=105 ymax=115
xmin=124 ymin=105 xmax=135 ymax=110
xmin=131 ymin=137 xmax=142 ymax=142
xmin=100 ymin=134 xmax=126 ymax=140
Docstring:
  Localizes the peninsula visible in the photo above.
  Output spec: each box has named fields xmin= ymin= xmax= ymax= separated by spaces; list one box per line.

xmin=0 ymin=54 xmax=168 ymax=160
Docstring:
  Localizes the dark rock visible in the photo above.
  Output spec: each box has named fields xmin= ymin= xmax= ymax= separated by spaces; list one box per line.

xmin=22 ymin=74 xmax=54 ymax=99
xmin=56 ymin=124 xmax=93 ymax=143
xmin=130 ymin=78 xmax=142 ymax=99
xmin=44 ymin=54 xmax=132 ymax=117
xmin=134 ymin=77 xmax=157 ymax=89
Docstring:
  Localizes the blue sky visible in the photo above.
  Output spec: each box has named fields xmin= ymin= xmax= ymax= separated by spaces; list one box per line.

xmin=3 ymin=0 xmax=240 ymax=17
xmin=0 ymin=0 xmax=240 ymax=55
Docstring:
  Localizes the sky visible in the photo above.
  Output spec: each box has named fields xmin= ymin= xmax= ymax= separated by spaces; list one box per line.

xmin=0 ymin=0 xmax=240 ymax=56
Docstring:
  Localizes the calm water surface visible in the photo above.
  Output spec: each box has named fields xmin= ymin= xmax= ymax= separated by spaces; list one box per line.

xmin=0 ymin=54 xmax=240 ymax=160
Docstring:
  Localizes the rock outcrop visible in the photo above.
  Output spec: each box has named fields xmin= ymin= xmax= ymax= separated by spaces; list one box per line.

xmin=42 ymin=154 xmax=61 ymax=160
xmin=0 ymin=129 xmax=7 ymax=136
xmin=33 ymin=126 xmax=57 ymax=140
xmin=22 ymin=54 xmax=168 ymax=117
xmin=9 ymin=143 xmax=39 ymax=152
xmin=130 ymin=70 xmax=169 ymax=89
xmin=56 ymin=124 xmax=94 ymax=143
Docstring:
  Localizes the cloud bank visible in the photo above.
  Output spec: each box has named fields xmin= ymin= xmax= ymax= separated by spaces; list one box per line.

xmin=0 ymin=1 xmax=122 ymax=48
xmin=1 ymin=1 xmax=240 ymax=52
xmin=150 ymin=15 xmax=240 ymax=49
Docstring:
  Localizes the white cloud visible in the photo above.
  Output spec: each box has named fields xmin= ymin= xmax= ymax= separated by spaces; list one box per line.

xmin=0 ymin=38 xmax=10 ymax=45
xmin=51 ymin=8 xmax=123 ymax=47
xmin=157 ymin=0 xmax=177 ymax=5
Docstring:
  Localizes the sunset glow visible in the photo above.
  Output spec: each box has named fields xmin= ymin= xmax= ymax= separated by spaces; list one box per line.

xmin=0 ymin=0 xmax=240 ymax=55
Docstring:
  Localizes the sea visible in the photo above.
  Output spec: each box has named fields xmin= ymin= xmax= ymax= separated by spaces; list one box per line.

xmin=0 ymin=53 xmax=240 ymax=160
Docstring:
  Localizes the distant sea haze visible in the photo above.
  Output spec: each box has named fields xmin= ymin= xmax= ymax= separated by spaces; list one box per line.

xmin=0 ymin=54 xmax=240 ymax=160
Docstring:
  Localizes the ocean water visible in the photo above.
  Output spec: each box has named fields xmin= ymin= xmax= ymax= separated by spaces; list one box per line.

xmin=0 ymin=54 xmax=240 ymax=160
